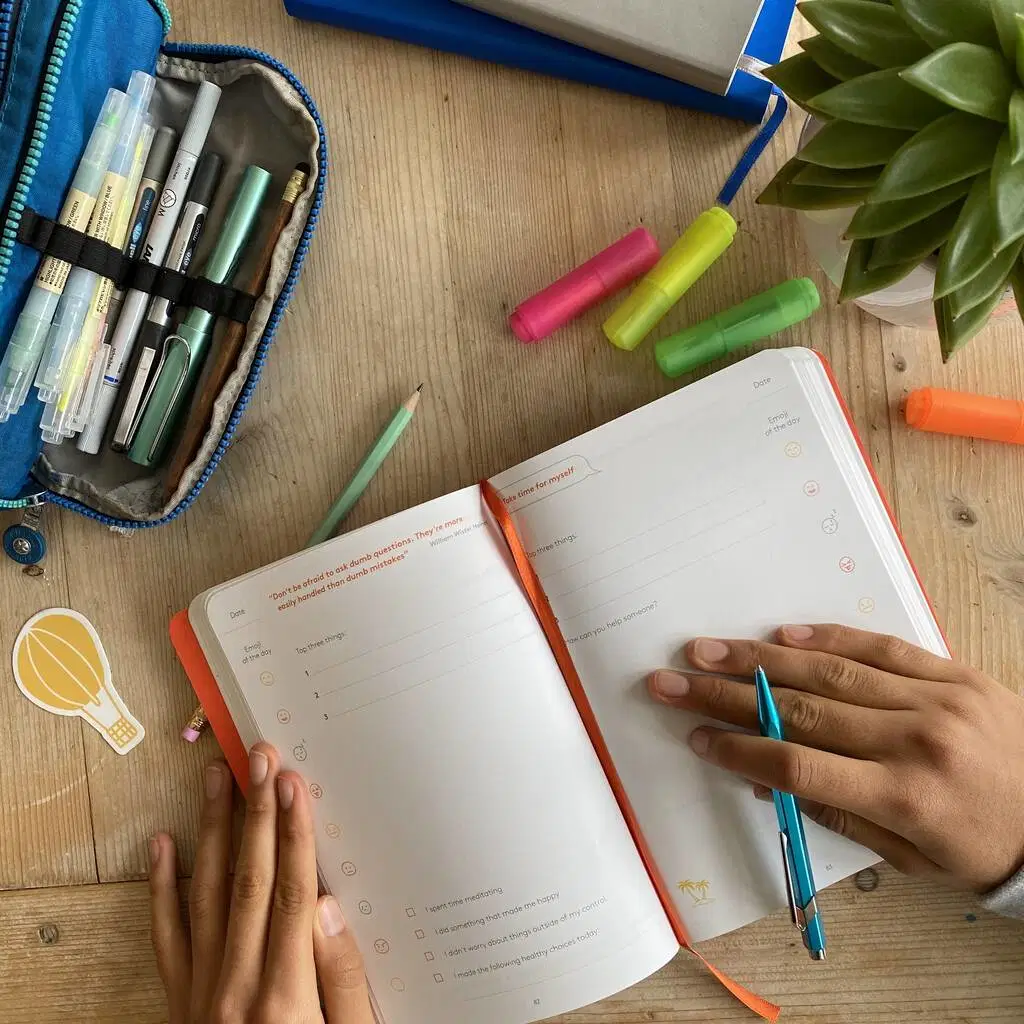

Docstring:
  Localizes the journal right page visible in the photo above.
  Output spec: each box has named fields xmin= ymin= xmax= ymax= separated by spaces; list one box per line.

xmin=491 ymin=347 xmax=946 ymax=942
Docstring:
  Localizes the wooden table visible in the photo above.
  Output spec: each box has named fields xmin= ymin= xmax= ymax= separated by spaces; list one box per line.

xmin=2 ymin=2 xmax=1024 ymax=1020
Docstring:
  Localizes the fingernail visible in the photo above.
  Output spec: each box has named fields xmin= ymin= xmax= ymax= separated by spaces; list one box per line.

xmin=277 ymin=776 xmax=294 ymax=810
xmin=652 ymin=671 xmax=690 ymax=698
xmin=249 ymin=749 xmax=269 ymax=786
xmin=205 ymin=763 xmax=224 ymax=800
xmin=782 ymin=624 xmax=815 ymax=642
xmin=149 ymin=836 xmax=161 ymax=867
xmin=693 ymin=638 xmax=729 ymax=664
xmin=319 ymin=897 xmax=346 ymax=937
xmin=689 ymin=729 xmax=711 ymax=756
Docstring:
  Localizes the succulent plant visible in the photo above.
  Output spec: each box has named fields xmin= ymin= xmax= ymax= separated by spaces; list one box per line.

xmin=759 ymin=0 xmax=1024 ymax=358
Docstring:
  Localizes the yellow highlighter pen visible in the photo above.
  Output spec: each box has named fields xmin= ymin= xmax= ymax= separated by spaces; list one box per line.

xmin=603 ymin=206 xmax=737 ymax=351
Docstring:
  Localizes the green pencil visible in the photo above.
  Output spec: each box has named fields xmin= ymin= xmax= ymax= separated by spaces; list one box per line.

xmin=306 ymin=384 xmax=423 ymax=547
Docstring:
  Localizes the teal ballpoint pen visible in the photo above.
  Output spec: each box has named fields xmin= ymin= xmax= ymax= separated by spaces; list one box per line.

xmin=755 ymin=665 xmax=827 ymax=961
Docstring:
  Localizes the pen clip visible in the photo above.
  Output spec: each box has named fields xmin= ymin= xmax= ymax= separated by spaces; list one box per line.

xmin=779 ymin=830 xmax=801 ymax=930
xmin=145 ymin=334 xmax=193 ymax=464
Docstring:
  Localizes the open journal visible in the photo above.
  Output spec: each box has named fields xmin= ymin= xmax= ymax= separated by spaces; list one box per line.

xmin=173 ymin=348 xmax=947 ymax=1024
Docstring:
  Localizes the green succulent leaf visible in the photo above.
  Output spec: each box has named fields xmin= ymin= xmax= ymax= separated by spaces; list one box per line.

xmin=810 ymin=68 xmax=949 ymax=129
xmin=1009 ymin=91 xmax=1024 ymax=163
xmin=840 ymin=237 xmax=919 ymax=299
xmin=846 ymin=179 xmax=973 ymax=237
xmin=866 ymin=201 xmax=963 ymax=268
xmin=794 ymin=164 xmax=883 ymax=188
xmin=948 ymin=238 xmax=1023 ymax=317
xmin=762 ymin=52 xmax=840 ymax=109
xmin=938 ymin=284 xmax=1008 ymax=359
xmin=991 ymin=133 xmax=1024 ymax=248
xmin=991 ymin=0 xmax=1024 ymax=61
xmin=800 ymin=121 xmax=914 ymax=168
xmin=1011 ymin=258 xmax=1024 ymax=318
xmin=799 ymin=35 xmax=877 ymax=80
xmin=870 ymin=113 xmax=1003 ymax=201
xmin=799 ymin=0 xmax=931 ymax=68
xmin=758 ymin=159 xmax=872 ymax=209
xmin=900 ymin=43 xmax=1014 ymax=122
xmin=1017 ymin=10 xmax=1024 ymax=83
xmin=935 ymin=173 xmax=998 ymax=297
xmin=893 ymin=0 xmax=1002 ymax=50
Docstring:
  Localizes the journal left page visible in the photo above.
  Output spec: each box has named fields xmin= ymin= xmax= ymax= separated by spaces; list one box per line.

xmin=189 ymin=486 xmax=678 ymax=1024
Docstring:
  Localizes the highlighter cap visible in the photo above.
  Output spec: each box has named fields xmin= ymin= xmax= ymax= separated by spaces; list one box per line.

xmin=509 ymin=227 xmax=661 ymax=343
xmin=144 ymin=126 xmax=178 ymax=182
xmin=603 ymin=207 xmax=737 ymax=351
xmin=905 ymin=388 xmax=1024 ymax=444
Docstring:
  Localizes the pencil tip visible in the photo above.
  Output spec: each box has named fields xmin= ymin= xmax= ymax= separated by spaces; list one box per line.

xmin=416 ymin=383 xmax=423 ymax=392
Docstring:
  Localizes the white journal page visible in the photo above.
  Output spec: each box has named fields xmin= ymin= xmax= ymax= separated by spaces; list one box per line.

xmin=491 ymin=348 xmax=946 ymax=943
xmin=192 ymin=487 xmax=676 ymax=1024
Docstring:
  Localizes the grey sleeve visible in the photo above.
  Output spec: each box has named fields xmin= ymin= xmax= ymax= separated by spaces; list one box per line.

xmin=980 ymin=866 xmax=1024 ymax=920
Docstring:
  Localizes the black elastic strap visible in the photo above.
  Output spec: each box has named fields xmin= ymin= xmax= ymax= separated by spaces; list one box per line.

xmin=17 ymin=207 xmax=257 ymax=324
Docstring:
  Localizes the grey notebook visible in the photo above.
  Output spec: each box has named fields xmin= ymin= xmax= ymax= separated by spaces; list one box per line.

xmin=455 ymin=0 xmax=767 ymax=95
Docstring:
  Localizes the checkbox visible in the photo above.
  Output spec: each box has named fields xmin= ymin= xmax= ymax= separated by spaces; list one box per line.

xmin=424 ymin=951 xmax=434 ymax=962
xmin=433 ymin=973 xmax=444 ymax=984
xmin=405 ymin=907 xmax=416 ymax=918
xmin=414 ymin=929 xmax=425 ymax=939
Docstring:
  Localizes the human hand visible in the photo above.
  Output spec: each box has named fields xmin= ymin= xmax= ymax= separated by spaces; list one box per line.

xmin=648 ymin=625 xmax=1024 ymax=894
xmin=149 ymin=743 xmax=374 ymax=1023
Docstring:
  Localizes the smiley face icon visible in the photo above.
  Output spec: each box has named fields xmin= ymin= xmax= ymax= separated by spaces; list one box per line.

xmin=784 ymin=441 xmax=802 ymax=459
xmin=325 ymin=822 xmax=341 ymax=839
xmin=309 ymin=783 xmax=323 ymax=799
xmin=259 ymin=671 xmax=275 ymax=687
xmin=373 ymin=939 xmax=391 ymax=955
xmin=341 ymin=861 xmax=357 ymax=876
xmin=292 ymin=744 xmax=307 ymax=762
xmin=277 ymin=709 xmax=291 ymax=724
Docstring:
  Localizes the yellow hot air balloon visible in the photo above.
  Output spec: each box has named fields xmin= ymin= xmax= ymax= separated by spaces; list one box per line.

xmin=12 ymin=608 xmax=144 ymax=754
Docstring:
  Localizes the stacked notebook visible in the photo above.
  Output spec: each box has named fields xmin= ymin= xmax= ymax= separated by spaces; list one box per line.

xmin=173 ymin=349 xmax=946 ymax=1024
xmin=282 ymin=0 xmax=796 ymax=123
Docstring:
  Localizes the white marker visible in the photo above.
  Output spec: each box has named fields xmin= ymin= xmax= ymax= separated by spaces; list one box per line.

xmin=85 ymin=80 xmax=221 ymax=450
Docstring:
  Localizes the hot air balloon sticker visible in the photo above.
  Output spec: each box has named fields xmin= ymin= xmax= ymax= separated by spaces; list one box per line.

xmin=12 ymin=608 xmax=144 ymax=754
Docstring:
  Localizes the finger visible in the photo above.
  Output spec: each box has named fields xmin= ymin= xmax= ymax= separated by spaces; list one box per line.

xmin=187 ymin=761 xmax=234 ymax=1014
xmin=263 ymin=772 xmax=318 ymax=997
xmin=649 ymin=670 xmax=900 ymax=758
xmin=775 ymin=624 xmax=964 ymax=684
xmin=689 ymin=727 xmax=900 ymax=829
xmin=149 ymin=833 xmax=192 ymax=1024
xmin=314 ymin=897 xmax=376 ymax=1024
xmin=218 ymin=743 xmax=281 ymax=1012
xmin=685 ymin=637 xmax=915 ymax=710
xmin=795 ymin=799 xmax=947 ymax=881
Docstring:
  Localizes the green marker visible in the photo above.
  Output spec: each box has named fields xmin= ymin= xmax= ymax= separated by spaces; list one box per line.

xmin=127 ymin=165 xmax=272 ymax=468
xmin=655 ymin=278 xmax=821 ymax=379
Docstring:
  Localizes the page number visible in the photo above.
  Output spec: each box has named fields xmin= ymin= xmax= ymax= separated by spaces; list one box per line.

xmin=313 ymin=691 xmax=320 ymax=699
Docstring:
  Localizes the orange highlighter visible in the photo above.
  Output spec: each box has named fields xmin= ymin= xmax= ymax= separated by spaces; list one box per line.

xmin=905 ymin=388 xmax=1024 ymax=445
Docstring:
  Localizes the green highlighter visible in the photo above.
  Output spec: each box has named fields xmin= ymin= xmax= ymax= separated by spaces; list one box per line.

xmin=128 ymin=165 xmax=272 ymax=468
xmin=654 ymin=278 xmax=821 ymax=379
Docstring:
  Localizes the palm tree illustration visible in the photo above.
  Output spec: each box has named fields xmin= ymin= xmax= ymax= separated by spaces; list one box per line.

xmin=677 ymin=879 xmax=714 ymax=906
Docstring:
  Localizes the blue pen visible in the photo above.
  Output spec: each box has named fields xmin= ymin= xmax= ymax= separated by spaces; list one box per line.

xmin=755 ymin=665 xmax=827 ymax=961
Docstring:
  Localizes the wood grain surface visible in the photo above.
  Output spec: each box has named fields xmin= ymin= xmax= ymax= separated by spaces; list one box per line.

xmin=1 ymin=1 xmax=1023 ymax=1020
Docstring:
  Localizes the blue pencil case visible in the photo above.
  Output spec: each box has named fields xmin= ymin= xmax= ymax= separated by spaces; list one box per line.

xmin=0 ymin=0 xmax=327 ymax=561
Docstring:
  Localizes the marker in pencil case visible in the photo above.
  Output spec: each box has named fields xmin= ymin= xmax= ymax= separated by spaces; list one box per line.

xmin=98 ymin=150 xmax=224 ymax=455
xmin=37 ymin=73 xmax=154 ymax=442
xmin=0 ymin=89 xmax=127 ymax=422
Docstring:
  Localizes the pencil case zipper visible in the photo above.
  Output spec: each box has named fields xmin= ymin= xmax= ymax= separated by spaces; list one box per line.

xmin=0 ymin=0 xmax=19 ymax=101
xmin=0 ymin=40 xmax=327 ymax=522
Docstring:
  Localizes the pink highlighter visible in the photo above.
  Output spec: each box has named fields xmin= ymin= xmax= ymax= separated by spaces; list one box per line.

xmin=509 ymin=227 xmax=661 ymax=343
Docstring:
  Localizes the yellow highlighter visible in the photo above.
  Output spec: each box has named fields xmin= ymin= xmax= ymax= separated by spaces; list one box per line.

xmin=603 ymin=206 xmax=737 ymax=351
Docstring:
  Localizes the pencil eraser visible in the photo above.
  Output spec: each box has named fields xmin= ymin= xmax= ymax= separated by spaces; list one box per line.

xmin=181 ymin=726 xmax=202 ymax=743
xmin=509 ymin=227 xmax=661 ymax=343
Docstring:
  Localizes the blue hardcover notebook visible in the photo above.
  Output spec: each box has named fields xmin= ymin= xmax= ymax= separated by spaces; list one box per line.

xmin=283 ymin=0 xmax=795 ymax=124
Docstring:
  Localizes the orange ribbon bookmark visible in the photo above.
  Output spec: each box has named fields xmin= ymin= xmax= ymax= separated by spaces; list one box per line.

xmin=480 ymin=479 xmax=779 ymax=1022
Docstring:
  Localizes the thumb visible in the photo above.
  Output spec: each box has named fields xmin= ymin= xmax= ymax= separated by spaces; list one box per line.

xmin=314 ymin=896 xmax=376 ymax=1024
